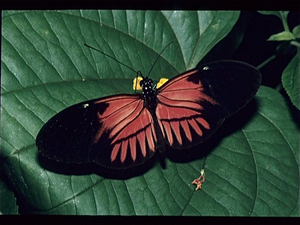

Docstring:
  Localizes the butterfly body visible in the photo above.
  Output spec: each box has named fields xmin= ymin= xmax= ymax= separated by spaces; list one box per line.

xmin=37 ymin=60 xmax=261 ymax=170
xmin=139 ymin=76 xmax=158 ymax=109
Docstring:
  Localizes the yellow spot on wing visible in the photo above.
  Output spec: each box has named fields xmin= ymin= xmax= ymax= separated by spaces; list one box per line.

xmin=133 ymin=77 xmax=143 ymax=91
xmin=156 ymin=78 xmax=169 ymax=88
xmin=133 ymin=77 xmax=169 ymax=90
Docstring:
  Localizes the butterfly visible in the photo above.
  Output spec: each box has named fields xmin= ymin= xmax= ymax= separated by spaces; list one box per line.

xmin=36 ymin=46 xmax=261 ymax=170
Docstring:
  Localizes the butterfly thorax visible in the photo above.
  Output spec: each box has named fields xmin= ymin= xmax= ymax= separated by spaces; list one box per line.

xmin=140 ymin=77 xmax=157 ymax=110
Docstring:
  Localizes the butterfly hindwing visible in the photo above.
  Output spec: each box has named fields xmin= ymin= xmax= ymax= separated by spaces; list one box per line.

xmin=36 ymin=94 xmax=157 ymax=169
xmin=156 ymin=60 xmax=261 ymax=149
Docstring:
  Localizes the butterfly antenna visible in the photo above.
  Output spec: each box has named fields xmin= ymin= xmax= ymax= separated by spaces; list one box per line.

xmin=147 ymin=40 xmax=174 ymax=77
xmin=84 ymin=44 xmax=138 ymax=74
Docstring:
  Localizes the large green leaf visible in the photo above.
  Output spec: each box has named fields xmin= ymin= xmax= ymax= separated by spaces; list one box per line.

xmin=1 ymin=10 xmax=299 ymax=215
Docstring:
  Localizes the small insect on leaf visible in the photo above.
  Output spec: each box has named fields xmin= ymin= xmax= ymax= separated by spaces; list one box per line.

xmin=192 ymin=169 xmax=205 ymax=191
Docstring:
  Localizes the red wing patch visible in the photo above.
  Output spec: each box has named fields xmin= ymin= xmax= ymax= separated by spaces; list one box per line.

xmin=93 ymin=95 xmax=156 ymax=164
xmin=156 ymin=69 xmax=223 ymax=148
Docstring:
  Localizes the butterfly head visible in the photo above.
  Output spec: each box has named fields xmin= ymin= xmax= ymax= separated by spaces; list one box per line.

xmin=139 ymin=77 xmax=154 ymax=90
xmin=132 ymin=72 xmax=169 ymax=107
xmin=133 ymin=76 xmax=168 ymax=91
xmin=140 ymin=77 xmax=155 ymax=95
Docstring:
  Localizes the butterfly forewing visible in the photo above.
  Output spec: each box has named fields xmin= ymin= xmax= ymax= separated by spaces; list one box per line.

xmin=156 ymin=60 xmax=261 ymax=149
xmin=36 ymin=94 xmax=157 ymax=169
xmin=198 ymin=61 xmax=261 ymax=116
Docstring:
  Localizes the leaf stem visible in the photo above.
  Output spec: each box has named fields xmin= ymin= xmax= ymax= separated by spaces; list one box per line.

xmin=291 ymin=41 xmax=300 ymax=48
xmin=280 ymin=11 xmax=290 ymax=32
xmin=257 ymin=55 xmax=276 ymax=70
